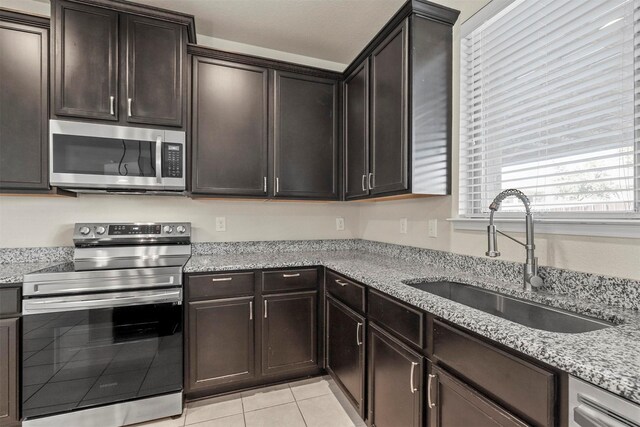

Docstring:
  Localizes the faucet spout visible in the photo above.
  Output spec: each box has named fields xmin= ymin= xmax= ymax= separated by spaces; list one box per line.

xmin=486 ymin=189 xmax=544 ymax=291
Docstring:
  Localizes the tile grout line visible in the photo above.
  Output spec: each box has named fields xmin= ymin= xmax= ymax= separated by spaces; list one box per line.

xmin=240 ymin=392 xmax=247 ymax=427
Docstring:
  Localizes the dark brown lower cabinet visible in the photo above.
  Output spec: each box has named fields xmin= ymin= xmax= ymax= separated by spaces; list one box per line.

xmin=429 ymin=366 xmax=528 ymax=427
xmin=262 ymin=291 xmax=318 ymax=376
xmin=325 ymin=297 xmax=365 ymax=417
xmin=187 ymin=296 xmax=255 ymax=391
xmin=0 ymin=318 xmax=19 ymax=427
xmin=368 ymin=322 xmax=423 ymax=427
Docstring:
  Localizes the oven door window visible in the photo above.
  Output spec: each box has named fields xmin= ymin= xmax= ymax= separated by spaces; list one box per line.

xmin=21 ymin=303 xmax=182 ymax=419
xmin=52 ymin=134 xmax=157 ymax=177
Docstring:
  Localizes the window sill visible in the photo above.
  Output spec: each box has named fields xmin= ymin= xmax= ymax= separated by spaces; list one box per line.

xmin=448 ymin=217 xmax=640 ymax=239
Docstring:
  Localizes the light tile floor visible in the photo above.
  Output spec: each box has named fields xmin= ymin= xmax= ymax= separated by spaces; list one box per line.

xmin=136 ymin=376 xmax=366 ymax=427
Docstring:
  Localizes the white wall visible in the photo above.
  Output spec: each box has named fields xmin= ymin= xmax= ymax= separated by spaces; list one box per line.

xmin=0 ymin=195 xmax=359 ymax=247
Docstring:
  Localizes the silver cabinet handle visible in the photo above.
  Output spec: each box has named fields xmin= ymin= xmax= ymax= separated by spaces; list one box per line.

xmin=335 ymin=279 xmax=348 ymax=287
xmin=263 ymin=176 xmax=267 ymax=193
xmin=249 ymin=300 xmax=253 ymax=320
xmin=410 ymin=362 xmax=418 ymax=394
xmin=127 ymin=98 xmax=133 ymax=117
xmin=356 ymin=322 xmax=363 ymax=345
xmin=427 ymin=374 xmax=436 ymax=408
xmin=283 ymin=273 xmax=300 ymax=278
xmin=368 ymin=173 xmax=374 ymax=190
xmin=211 ymin=277 xmax=233 ymax=282
xmin=362 ymin=174 xmax=367 ymax=191
xmin=275 ymin=177 xmax=280 ymax=193
xmin=264 ymin=300 xmax=268 ymax=318
xmin=110 ymin=96 xmax=115 ymax=115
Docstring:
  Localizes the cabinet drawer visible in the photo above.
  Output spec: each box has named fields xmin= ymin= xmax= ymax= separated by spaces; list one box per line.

xmin=0 ymin=287 xmax=20 ymax=318
xmin=188 ymin=272 xmax=255 ymax=300
xmin=326 ymin=271 xmax=365 ymax=313
xmin=368 ymin=289 xmax=424 ymax=348
xmin=433 ymin=320 xmax=555 ymax=427
xmin=262 ymin=268 xmax=317 ymax=293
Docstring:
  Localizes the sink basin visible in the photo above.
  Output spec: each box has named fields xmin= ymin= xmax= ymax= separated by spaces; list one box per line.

xmin=405 ymin=281 xmax=614 ymax=333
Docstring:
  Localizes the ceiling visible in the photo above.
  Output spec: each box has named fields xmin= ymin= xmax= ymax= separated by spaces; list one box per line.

xmin=7 ymin=0 xmax=489 ymax=67
xmin=131 ymin=0 xmax=488 ymax=66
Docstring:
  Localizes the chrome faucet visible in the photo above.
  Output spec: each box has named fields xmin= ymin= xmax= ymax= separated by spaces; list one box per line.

xmin=486 ymin=189 xmax=544 ymax=291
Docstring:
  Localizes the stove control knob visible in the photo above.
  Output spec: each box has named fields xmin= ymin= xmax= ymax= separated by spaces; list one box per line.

xmin=164 ymin=225 xmax=173 ymax=234
xmin=96 ymin=226 xmax=106 ymax=235
xmin=79 ymin=226 xmax=91 ymax=236
xmin=176 ymin=225 xmax=186 ymax=234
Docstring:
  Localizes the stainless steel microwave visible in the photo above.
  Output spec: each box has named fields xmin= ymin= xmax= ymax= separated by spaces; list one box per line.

xmin=50 ymin=120 xmax=186 ymax=192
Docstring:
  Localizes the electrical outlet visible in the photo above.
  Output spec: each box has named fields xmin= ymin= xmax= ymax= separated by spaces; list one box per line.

xmin=336 ymin=217 xmax=345 ymax=231
xmin=428 ymin=219 xmax=438 ymax=238
xmin=215 ymin=217 xmax=226 ymax=232
xmin=400 ymin=218 xmax=408 ymax=234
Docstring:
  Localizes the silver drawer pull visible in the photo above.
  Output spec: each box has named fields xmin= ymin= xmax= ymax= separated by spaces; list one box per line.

xmin=283 ymin=273 xmax=300 ymax=278
xmin=211 ymin=277 xmax=233 ymax=282
xmin=335 ymin=279 xmax=348 ymax=287
xmin=127 ymin=98 xmax=133 ymax=117
xmin=427 ymin=374 xmax=436 ymax=407
xmin=356 ymin=322 xmax=363 ymax=346
xmin=368 ymin=173 xmax=374 ymax=190
xmin=109 ymin=96 xmax=115 ymax=115
xmin=410 ymin=362 xmax=418 ymax=394
xmin=362 ymin=174 xmax=367 ymax=191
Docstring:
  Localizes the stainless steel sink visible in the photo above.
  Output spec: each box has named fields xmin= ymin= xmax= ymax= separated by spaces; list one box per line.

xmin=405 ymin=281 xmax=614 ymax=333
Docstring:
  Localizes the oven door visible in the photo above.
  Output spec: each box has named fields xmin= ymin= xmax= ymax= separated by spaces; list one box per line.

xmin=21 ymin=289 xmax=183 ymax=420
xmin=49 ymin=120 xmax=185 ymax=191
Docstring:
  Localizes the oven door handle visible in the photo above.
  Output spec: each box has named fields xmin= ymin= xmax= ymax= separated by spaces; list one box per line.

xmin=156 ymin=135 xmax=163 ymax=184
xmin=23 ymin=289 xmax=182 ymax=314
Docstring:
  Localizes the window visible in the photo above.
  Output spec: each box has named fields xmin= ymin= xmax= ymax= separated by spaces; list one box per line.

xmin=459 ymin=0 xmax=639 ymax=217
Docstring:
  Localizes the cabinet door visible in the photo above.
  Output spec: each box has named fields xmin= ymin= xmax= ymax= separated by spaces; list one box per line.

xmin=192 ymin=57 xmax=268 ymax=196
xmin=326 ymin=297 xmax=365 ymax=417
xmin=274 ymin=71 xmax=338 ymax=199
xmin=429 ymin=366 xmax=528 ymax=427
xmin=344 ymin=59 xmax=369 ymax=200
xmin=0 ymin=318 xmax=18 ymax=426
xmin=53 ymin=0 xmax=118 ymax=120
xmin=368 ymin=322 xmax=423 ymax=427
xmin=370 ymin=19 xmax=408 ymax=195
xmin=124 ymin=14 xmax=183 ymax=127
xmin=0 ymin=19 xmax=49 ymax=190
xmin=262 ymin=291 xmax=318 ymax=375
xmin=187 ymin=297 xmax=255 ymax=391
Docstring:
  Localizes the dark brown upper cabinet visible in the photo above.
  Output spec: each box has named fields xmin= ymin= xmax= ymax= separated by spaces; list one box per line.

xmin=52 ymin=0 xmax=118 ymax=121
xmin=343 ymin=59 xmax=369 ymax=200
xmin=370 ymin=20 xmax=408 ymax=196
xmin=191 ymin=57 xmax=269 ymax=196
xmin=343 ymin=2 xmax=459 ymax=200
xmin=51 ymin=0 xmax=193 ymax=128
xmin=273 ymin=71 xmax=338 ymax=200
xmin=124 ymin=14 xmax=184 ymax=127
xmin=0 ymin=11 xmax=49 ymax=191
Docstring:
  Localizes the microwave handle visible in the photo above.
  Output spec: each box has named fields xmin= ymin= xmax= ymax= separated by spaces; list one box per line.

xmin=156 ymin=136 xmax=162 ymax=183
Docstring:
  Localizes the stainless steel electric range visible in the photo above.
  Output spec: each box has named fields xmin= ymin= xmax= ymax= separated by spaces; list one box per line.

xmin=21 ymin=222 xmax=191 ymax=427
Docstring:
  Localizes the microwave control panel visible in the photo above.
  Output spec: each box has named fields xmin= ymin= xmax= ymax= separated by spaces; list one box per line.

xmin=162 ymin=143 xmax=183 ymax=178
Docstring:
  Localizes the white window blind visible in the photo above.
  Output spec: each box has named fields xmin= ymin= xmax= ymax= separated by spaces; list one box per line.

xmin=459 ymin=0 xmax=640 ymax=217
